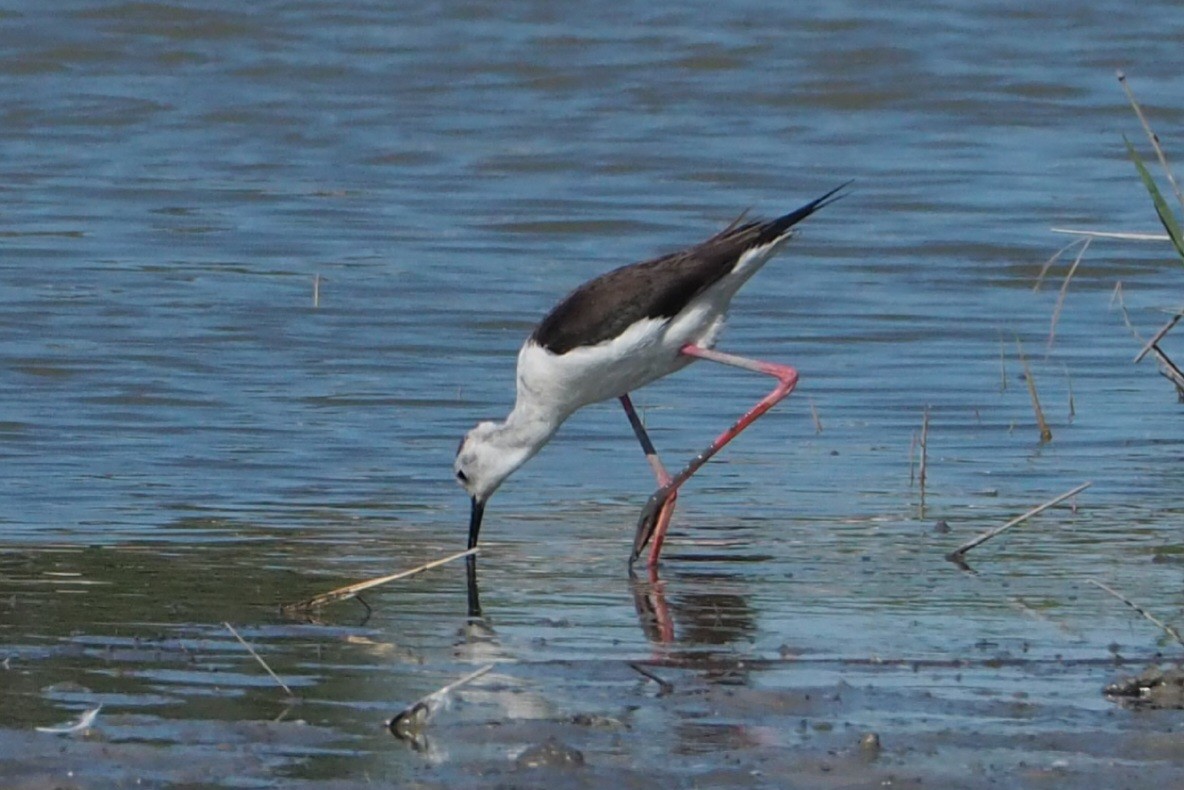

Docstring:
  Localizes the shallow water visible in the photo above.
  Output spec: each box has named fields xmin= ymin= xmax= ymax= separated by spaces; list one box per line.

xmin=4 ymin=1 xmax=1184 ymax=787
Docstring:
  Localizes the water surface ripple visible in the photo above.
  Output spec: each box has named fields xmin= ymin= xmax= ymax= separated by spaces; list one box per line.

xmin=3 ymin=1 xmax=1184 ymax=787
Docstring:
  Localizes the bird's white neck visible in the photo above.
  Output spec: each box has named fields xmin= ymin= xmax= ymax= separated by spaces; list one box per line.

xmin=499 ymin=397 xmax=564 ymax=458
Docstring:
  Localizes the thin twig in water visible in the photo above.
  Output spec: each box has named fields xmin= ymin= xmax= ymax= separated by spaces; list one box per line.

xmin=1047 ymin=237 xmax=1090 ymax=351
xmin=1015 ymin=338 xmax=1052 ymax=443
xmin=224 ymin=621 xmax=295 ymax=698
xmin=1089 ymin=578 xmax=1184 ymax=650
xmin=628 ymin=662 xmax=674 ymax=695
xmin=388 ymin=663 xmax=496 ymax=747
xmin=998 ymin=332 xmax=1008 ymax=393
xmin=918 ymin=407 xmax=930 ymax=517
xmin=1155 ymin=351 xmax=1184 ymax=400
xmin=284 ymin=548 xmax=478 ymax=612
xmin=1118 ymin=70 xmax=1184 ymax=211
xmin=1120 ymin=304 xmax=1184 ymax=398
xmin=1051 ymin=228 xmax=1170 ymax=241
xmin=946 ymin=482 xmax=1091 ymax=563
xmin=1134 ymin=313 xmax=1183 ymax=363
xmin=809 ymin=397 xmax=822 ymax=434
xmin=1111 ymin=282 xmax=1139 ymax=336
xmin=313 ymin=274 xmax=322 ymax=308
xmin=908 ymin=431 xmax=917 ymax=487
xmin=1063 ymin=364 xmax=1075 ymax=423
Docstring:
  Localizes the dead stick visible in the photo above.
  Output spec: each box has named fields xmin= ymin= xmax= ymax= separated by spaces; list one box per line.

xmin=285 ymin=548 xmax=478 ymax=612
xmin=1134 ymin=313 xmax=1183 ymax=363
xmin=809 ymin=397 xmax=822 ymax=434
xmin=224 ymin=621 xmax=295 ymax=697
xmin=1063 ymin=364 xmax=1075 ymax=423
xmin=389 ymin=663 xmax=496 ymax=740
xmin=433 ymin=663 xmax=494 ymax=698
xmin=1152 ymin=346 xmax=1184 ymax=397
xmin=1015 ymin=338 xmax=1052 ymax=443
xmin=408 ymin=663 xmax=494 ymax=714
xmin=908 ymin=431 xmax=916 ymax=487
xmin=947 ymin=482 xmax=1091 ymax=561
xmin=628 ymin=662 xmax=674 ymax=695
xmin=1051 ymin=228 xmax=1170 ymax=241
xmin=1111 ymin=282 xmax=1138 ymax=335
xmin=1089 ymin=579 xmax=1184 ymax=649
xmin=998 ymin=333 xmax=1008 ymax=392
xmin=1121 ymin=301 xmax=1184 ymax=394
xmin=918 ymin=407 xmax=930 ymax=516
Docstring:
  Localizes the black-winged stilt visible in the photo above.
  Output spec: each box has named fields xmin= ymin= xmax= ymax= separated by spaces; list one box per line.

xmin=456 ymin=184 xmax=847 ymax=567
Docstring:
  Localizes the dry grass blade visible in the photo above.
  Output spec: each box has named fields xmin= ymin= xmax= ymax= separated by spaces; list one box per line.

xmin=1051 ymin=228 xmax=1171 ymax=241
xmin=284 ymin=548 xmax=478 ymax=613
xmin=1015 ymin=338 xmax=1052 ymax=443
xmin=1153 ymin=350 xmax=1184 ymax=399
xmin=1111 ymin=282 xmax=1139 ymax=335
xmin=809 ymin=397 xmax=823 ymax=434
xmin=1063 ymin=364 xmax=1075 ymax=423
xmin=908 ymin=430 xmax=917 ymax=487
xmin=946 ymin=481 xmax=1091 ymax=563
xmin=1089 ymin=579 xmax=1184 ymax=649
xmin=1120 ymin=303 xmax=1184 ymax=398
xmin=1046 ymin=237 xmax=1090 ymax=351
xmin=918 ymin=406 xmax=930 ymax=517
xmin=1034 ymin=236 xmax=1088 ymax=291
xmin=998 ymin=333 xmax=1008 ymax=392
xmin=224 ymin=621 xmax=295 ymax=698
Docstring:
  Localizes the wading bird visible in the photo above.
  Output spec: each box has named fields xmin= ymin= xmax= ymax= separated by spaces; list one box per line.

xmin=455 ymin=184 xmax=846 ymax=567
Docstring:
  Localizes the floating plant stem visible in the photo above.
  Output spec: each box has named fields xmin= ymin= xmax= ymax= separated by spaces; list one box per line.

xmin=284 ymin=548 xmax=478 ymax=613
xmin=947 ymin=482 xmax=1091 ymax=564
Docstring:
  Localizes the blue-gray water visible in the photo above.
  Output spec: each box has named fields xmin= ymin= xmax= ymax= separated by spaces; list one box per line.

xmin=4 ymin=1 xmax=1184 ymax=787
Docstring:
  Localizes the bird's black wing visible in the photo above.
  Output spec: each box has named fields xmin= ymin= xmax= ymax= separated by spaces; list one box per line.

xmin=530 ymin=184 xmax=847 ymax=355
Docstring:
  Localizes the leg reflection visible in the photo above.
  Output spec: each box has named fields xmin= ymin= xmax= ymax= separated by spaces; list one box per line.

xmin=629 ymin=564 xmax=674 ymax=644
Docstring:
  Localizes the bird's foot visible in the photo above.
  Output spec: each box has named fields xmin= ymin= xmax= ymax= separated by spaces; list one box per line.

xmin=630 ymin=485 xmax=677 ymax=566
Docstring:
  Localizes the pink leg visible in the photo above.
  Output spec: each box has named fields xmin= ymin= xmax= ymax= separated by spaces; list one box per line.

xmin=631 ymin=344 xmax=799 ymax=567
xmin=620 ymin=394 xmax=679 ymax=553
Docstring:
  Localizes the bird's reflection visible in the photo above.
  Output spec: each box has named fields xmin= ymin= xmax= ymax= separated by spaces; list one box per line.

xmin=629 ymin=565 xmax=675 ymax=643
xmin=455 ymin=555 xmax=764 ymax=763
xmin=465 ymin=554 xmax=483 ymax=621
xmin=458 ymin=554 xmax=499 ymax=650
xmin=463 ymin=555 xmax=756 ymax=655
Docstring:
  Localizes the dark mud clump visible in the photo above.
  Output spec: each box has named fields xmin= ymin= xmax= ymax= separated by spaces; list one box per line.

xmin=1105 ymin=664 xmax=1184 ymax=709
xmin=515 ymin=738 xmax=585 ymax=769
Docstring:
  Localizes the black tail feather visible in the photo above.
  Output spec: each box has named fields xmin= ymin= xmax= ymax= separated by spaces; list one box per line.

xmin=759 ymin=180 xmax=852 ymax=244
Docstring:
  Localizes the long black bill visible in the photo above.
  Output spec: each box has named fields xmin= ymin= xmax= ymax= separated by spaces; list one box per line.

xmin=467 ymin=497 xmax=486 ymax=550
xmin=630 ymin=512 xmax=655 ymax=565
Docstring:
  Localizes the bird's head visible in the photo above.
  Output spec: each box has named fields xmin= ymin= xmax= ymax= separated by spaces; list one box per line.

xmin=455 ymin=420 xmax=535 ymax=549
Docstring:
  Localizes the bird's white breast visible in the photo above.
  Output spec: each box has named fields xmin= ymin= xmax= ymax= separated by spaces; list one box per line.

xmin=515 ymin=288 xmax=736 ymax=421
